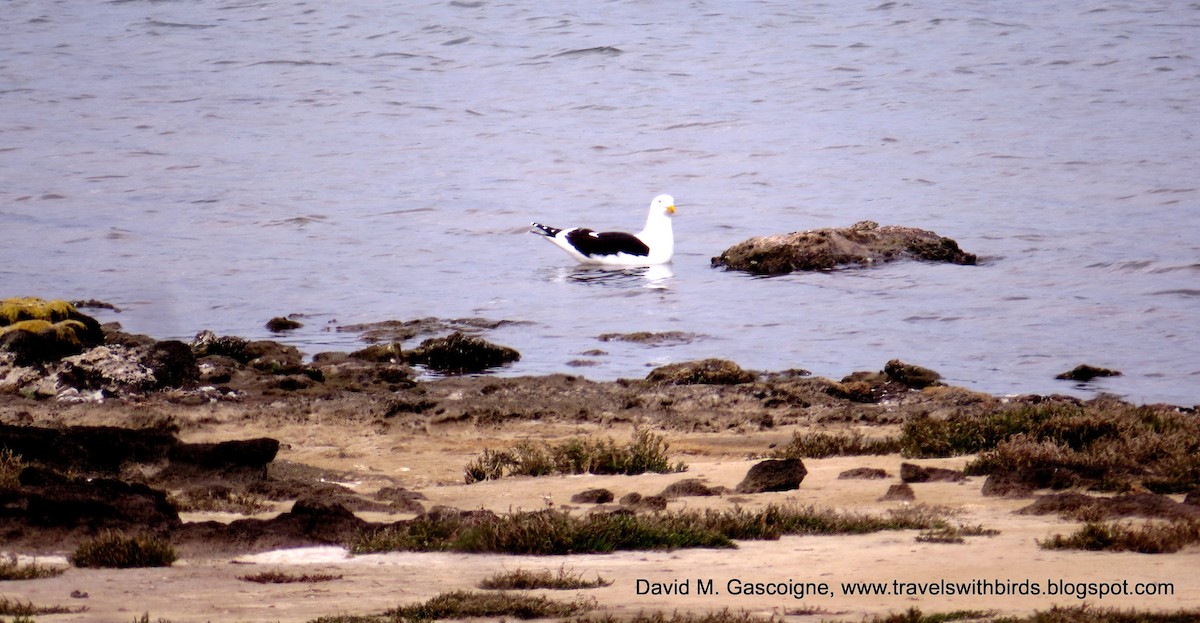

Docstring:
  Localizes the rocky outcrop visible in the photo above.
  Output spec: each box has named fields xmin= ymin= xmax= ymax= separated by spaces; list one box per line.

xmin=646 ymin=359 xmax=757 ymax=386
xmin=735 ymin=458 xmax=807 ymax=493
xmin=405 ymin=331 xmax=520 ymax=374
xmin=1056 ymin=364 xmax=1122 ymax=382
xmin=711 ymin=221 xmax=977 ymax=275
xmin=828 ymin=360 xmax=944 ymax=403
xmin=0 ymin=423 xmax=276 ymax=481
xmin=0 ymin=467 xmax=181 ymax=547
xmin=0 ymin=298 xmax=105 ymax=364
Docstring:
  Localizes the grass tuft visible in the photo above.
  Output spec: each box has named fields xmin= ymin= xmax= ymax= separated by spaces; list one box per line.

xmin=0 ymin=449 xmax=22 ymax=489
xmin=772 ymin=430 xmax=901 ymax=459
xmin=899 ymin=400 xmax=1200 ymax=493
xmin=568 ymin=611 xmax=782 ymax=623
xmin=70 ymin=531 xmax=177 ymax=569
xmin=350 ymin=503 xmax=949 ymax=555
xmin=385 ymin=590 xmax=594 ymax=621
xmin=171 ymin=488 xmax=269 ymax=515
xmin=915 ymin=523 xmax=1000 ymax=544
xmin=1039 ymin=519 xmax=1200 ymax=554
xmin=858 ymin=607 xmax=998 ymax=623
xmin=0 ymin=553 xmax=66 ymax=581
xmin=0 ymin=596 xmax=85 ymax=617
xmin=239 ymin=570 xmax=344 ymax=583
xmin=478 ymin=565 xmax=611 ymax=590
xmin=464 ymin=429 xmax=685 ymax=483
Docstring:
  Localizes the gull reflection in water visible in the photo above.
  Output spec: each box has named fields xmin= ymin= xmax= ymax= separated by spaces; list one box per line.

xmin=544 ymin=264 xmax=675 ymax=290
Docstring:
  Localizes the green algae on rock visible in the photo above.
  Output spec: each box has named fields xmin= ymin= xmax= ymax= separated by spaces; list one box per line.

xmin=0 ymin=297 xmax=104 ymax=363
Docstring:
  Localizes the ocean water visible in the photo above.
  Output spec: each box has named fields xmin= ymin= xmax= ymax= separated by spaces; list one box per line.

xmin=2 ymin=0 xmax=1197 ymax=405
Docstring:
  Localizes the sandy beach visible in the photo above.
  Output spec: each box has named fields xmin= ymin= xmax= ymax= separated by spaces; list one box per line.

xmin=3 ymin=325 xmax=1198 ymax=622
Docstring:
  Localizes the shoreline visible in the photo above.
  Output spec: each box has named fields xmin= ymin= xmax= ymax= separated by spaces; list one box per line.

xmin=2 ymin=321 xmax=1199 ymax=622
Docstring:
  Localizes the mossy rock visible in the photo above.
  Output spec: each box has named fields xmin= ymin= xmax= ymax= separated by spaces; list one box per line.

xmin=1056 ymin=364 xmax=1122 ymax=382
xmin=883 ymin=359 xmax=943 ymax=389
xmin=405 ymin=332 xmax=520 ymax=374
xmin=0 ymin=298 xmax=104 ymax=363
xmin=645 ymin=359 xmax=756 ymax=385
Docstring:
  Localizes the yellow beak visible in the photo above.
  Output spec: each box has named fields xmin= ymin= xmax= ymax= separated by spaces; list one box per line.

xmin=667 ymin=204 xmax=676 ymax=214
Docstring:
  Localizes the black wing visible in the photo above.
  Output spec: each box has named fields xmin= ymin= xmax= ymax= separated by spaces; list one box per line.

xmin=565 ymin=229 xmax=650 ymax=257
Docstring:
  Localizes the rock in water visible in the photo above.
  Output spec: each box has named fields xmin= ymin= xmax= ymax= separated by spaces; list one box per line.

xmin=711 ymin=221 xmax=977 ymax=275
xmin=735 ymin=458 xmax=807 ymax=493
xmin=405 ymin=331 xmax=520 ymax=374
xmin=1055 ymin=364 xmax=1122 ymax=382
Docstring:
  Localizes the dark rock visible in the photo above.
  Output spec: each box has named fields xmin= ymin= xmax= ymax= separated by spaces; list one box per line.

xmin=190 ymin=330 xmax=249 ymax=361
xmin=1056 ymin=364 xmax=1122 ymax=382
xmin=735 ymin=458 xmax=807 ymax=494
xmin=101 ymin=323 xmax=158 ymax=349
xmin=178 ymin=496 xmax=369 ymax=553
xmin=614 ymin=491 xmax=667 ymax=511
xmin=373 ymin=486 xmax=427 ymax=514
xmin=2 ymin=468 xmax=180 ymax=534
xmin=265 ymin=316 xmax=303 ymax=332
xmin=980 ymin=473 xmax=1035 ymax=498
xmin=1 ymin=423 xmax=176 ymax=476
xmin=143 ymin=340 xmax=199 ymax=389
xmin=883 ymin=359 xmax=943 ymax=389
xmin=629 ymin=495 xmax=668 ymax=511
xmin=838 ymin=467 xmax=891 ymax=480
xmin=350 ymin=343 xmax=405 ymax=363
xmin=1 ymin=423 xmax=280 ymax=487
xmin=646 ymin=359 xmax=757 ymax=386
xmin=1018 ymin=492 xmax=1199 ymax=521
xmin=168 ymin=438 xmax=279 ymax=471
xmin=711 ymin=221 xmax=977 ymax=275
xmin=660 ymin=478 xmax=723 ymax=498
xmin=570 ymin=488 xmax=615 ymax=504
xmin=1185 ymin=490 xmax=1200 ymax=507
xmin=878 ymin=483 xmax=916 ymax=501
xmin=900 ymin=462 xmax=966 ymax=483
xmin=243 ymin=340 xmax=304 ymax=372
xmin=405 ymin=331 xmax=520 ymax=374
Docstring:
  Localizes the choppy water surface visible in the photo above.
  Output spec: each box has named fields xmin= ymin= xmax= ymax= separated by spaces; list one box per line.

xmin=2 ymin=1 xmax=1197 ymax=404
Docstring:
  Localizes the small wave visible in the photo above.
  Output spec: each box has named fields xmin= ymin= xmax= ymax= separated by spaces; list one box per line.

xmin=553 ymin=46 xmax=623 ymax=58
xmin=1150 ymin=289 xmax=1200 ymax=298
xmin=246 ymin=60 xmax=336 ymax=67
xmin=145 ymin=20 xmax=216 ymax=30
